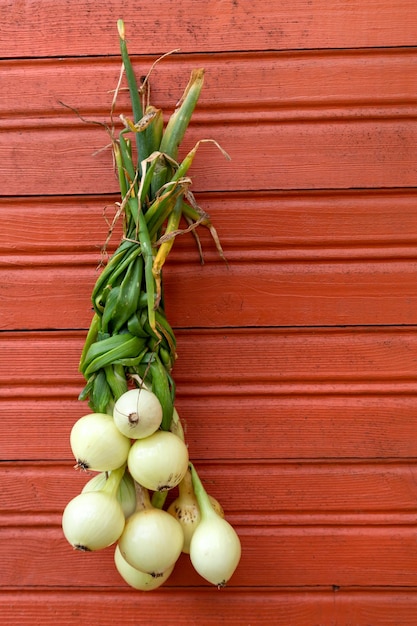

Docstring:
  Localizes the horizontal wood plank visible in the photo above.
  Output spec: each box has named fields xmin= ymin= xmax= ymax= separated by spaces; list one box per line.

xmin=3 ymin=49 xmax=417 ymax=122
xmin=3 ymin=589 xmax=417 ymax=626
xmin=4 ymin=525 xmax=417 ymax=587
xmin=0 ymin=589 xmax=324 ymax=626
xmin=3 ymin=461 xmax=417 ymax=525
xmin=3 ymin=189 xmax=417 ymax=258
xmin=3 ymin=259 xmax=417 ymax=329
xmin=3 ymin=190 xmax=417 ymax=329
xmin=3 ymin=327 xmax=417 ymax=389
xmin=3 ymin=394 xmax=417 ymax=461
xmin=2 ymin=120 xmax=417 ymax=196
xmin=2 ymin=0 xmax=417 ymax=58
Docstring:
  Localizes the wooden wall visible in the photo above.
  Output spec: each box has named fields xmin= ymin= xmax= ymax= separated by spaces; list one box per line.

xmin=2 ymin=1 xmax=417 ymax=623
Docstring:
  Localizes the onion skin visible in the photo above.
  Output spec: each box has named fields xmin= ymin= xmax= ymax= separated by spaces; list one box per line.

xmin=167 ymin=497 xmax=198 ymax=554
xmin=118 ymin=507 xmax=184 ymax=575
xmin=113 ymin=387 xmax=163 ymax=439
xmin=116 ymin=471 xmax=137 ymax=518
xmin=127 ymin=430 xmax=189 ymax=492
xmin=167 ymin=469 xmax=224 ymax=554
xmin=189 ymin=515 xmax=241 ymax=587
xmin=70 ymin=413 xmax=131 ymax=471
xmin=189 ymin=463 xmax=241 ymax=587
xmin=82 ymin=470 xmax=137 ymax=518
xmin=114 ymin=545 xmax=174 ymax=590
xmin=62 ymin=491 xmax=125 ymax=551
xmin=169 ymin=407 xmax=185 ymax=441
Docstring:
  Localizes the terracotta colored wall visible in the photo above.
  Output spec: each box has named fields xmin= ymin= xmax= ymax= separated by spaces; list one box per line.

xmin=2 ymin=1 xmax=417 ymax=624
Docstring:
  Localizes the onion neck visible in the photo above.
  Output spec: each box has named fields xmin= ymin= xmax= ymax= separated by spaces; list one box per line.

xmin=102 ymin=465 xmax=126 ymax=499
xmin=170 ymin=408 xmax=185 ymax=442
xmin=189 ymin=463 xmax=216 ymax=521
xmin=137 ymin=484 xmax=160 ymax=511
xmin=151 ymin=490 xmax=168 ymax=509
xmin=177 ymin=468 xmax=197 ymax=504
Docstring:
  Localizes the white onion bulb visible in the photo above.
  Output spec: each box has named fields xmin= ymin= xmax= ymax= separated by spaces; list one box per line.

xmin=70 ymin=413 xmax=131 ymax=471
xmin=118 ymin=507 xmax=184 ymax=575
xmin=114 ymin=545 xmax=174 ymax=590
xmin=190 ymin=514 xmax=241 ymax=587
xmin=189 ymin=463 xmax=241 ymax=587
xmin=113 ymin=387 xmax=163 ymax=439
xmin=127 ymin=430 xmax=189 ymax=491
xmin=62 ymin=490 xmax=125 ymax=551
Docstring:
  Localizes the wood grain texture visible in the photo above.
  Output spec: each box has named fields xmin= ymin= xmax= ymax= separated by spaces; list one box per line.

xmin=2 ymin=120 xmax=417 ymax=196
xmin=3 ymin=589 xmax=417 ymax=626
xmin=4 ymin=461 xmax=417 ymax=524
xmin=3 ymin=327 xmax=417 ymax=390
xmin=3 ymin=189 xmax=417 ymax=330
xmin=4 ymin=394 xmax=417 ymax=461
xmin=4 ymin=525 xmax=417 ymax=588
xmin=3 ymin=49 xmax=417 ymax=122
xmin=3 ymin=189 xmax=417 ymax=257
xmin=2 ymin=0 xmax=417 ymax=58
xmin=4 ymin=259 xmax=417 ymax=329
xmin=3 ymin=50 xmax=417 ymax=197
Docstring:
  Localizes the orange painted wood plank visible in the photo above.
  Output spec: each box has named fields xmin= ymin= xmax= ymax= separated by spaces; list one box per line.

xmin=3 ymin=327 xmax=417 ymax=391
xmin=4 ymin=525 xmax=417 ymax=587
xmin=163 ymin=259 xmax=417 ymax=328
xmin=2 ymin=120 xmax=417 ymax=196
xmin=2 ymin=330 xmax=417 ymax=460
xmin=3 ymin=259 xmax=417 ymax=329
xmin=0 ymin=589 xmax=321 ymax=626
xmin=3 ymin=49 xmax=417 ymax=121
xmin=3 ymin=394 xmax=417 ymax=461
xmin=3 ymin=189 xmax=417 ymax=258
xmin=0 ymin=195 xmax=114 ymax=256
xmin=2 ymin=0 xmax=417 ymax=58
xmin=2 ymin=589 xmax=417 ymax=626
xmin=176 ymin=395 xmax=417 ymax=461
xmin=4 ymin=461 xmax=417 ymax=524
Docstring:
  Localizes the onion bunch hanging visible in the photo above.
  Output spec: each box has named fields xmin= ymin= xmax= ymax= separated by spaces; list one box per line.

xmin=62 ymin=20 xmax=241 ymax=590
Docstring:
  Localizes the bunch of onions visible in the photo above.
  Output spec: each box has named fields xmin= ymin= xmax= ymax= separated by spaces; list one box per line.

xmin=62 ymin=19 xmax=241 ymax=592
